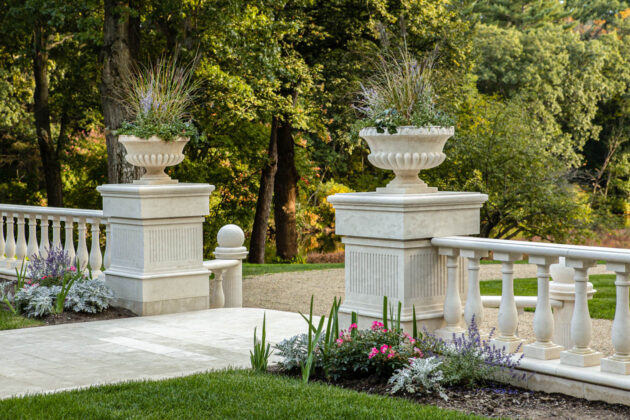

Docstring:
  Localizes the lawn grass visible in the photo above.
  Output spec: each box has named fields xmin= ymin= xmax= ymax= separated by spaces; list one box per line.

xmin=480 ymin=274 xmax=618 ymax=320
xmin=0 ymin=369 xmax=485 ymax=420
xmin=0 ymin=305 xmax=43 ymax=331
xmin=243 ymin=263 xmax=344 ymax=278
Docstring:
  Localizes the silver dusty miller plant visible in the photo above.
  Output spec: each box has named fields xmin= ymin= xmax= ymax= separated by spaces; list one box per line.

xmin=64 ymin=278 xmax=114 ymax=314
xmin=388 ymin=356 xmax=447 ymax=400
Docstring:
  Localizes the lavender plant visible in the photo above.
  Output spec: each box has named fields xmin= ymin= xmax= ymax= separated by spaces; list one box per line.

xmin=424 ymin=317 xmax=524 ymax=388
xmin=114 ymin=57 xmax=200 ymax=141
xmin=27 ymin=247 xmax=72 ymax=286
xmin=354 ymin=44 xmax=453 ymax=134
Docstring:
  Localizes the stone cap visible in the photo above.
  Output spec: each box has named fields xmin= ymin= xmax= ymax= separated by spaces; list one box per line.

xmin=327 ymin=191 xmax=488 ymax=240
xmin=327 ymin=191 xmax=488 ymax=211
xmin=98 ymin=183 xmax=214 ymax=219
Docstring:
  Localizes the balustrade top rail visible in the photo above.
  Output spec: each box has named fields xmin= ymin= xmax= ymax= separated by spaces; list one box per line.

xmin=432 ymin=236 xmax=630 ymax=264
xmin=0 ymin=204 xmax=105 ymax=224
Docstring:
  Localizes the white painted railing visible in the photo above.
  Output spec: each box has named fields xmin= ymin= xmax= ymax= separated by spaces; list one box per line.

xmin=432 ymin=236 xmax=630 ymax=379
xmin=0 ymin=204 xmax=109 ymax=278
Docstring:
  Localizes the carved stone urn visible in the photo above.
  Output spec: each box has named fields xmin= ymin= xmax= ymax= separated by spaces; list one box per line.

xmin=360 ymin=126 xmax=454 ymax=193
xmin=118 ymin=135 xmax=189 ymax=185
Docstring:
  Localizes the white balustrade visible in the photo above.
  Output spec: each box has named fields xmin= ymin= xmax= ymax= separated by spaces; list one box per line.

xmin=435 ymin=248 xmax=464 ymax=339
xmin=491 ymin=252 xmax=525 ymax=352
xmin=461 ymin=249 xmax=488 ymax=328
xmin=601 ymin=263 xmax=630 ymax=374
xmin=39 ymin=215 xmax=49 ymax=258
xmin=0 ymin=204 xmax=109 ymax=279
xmin=524 ymin=256 xmax=563 ymax=359
xmin=560 ymin=259 xmax=602 ymax=367
xmin=64 ymin=216 xmax=76 ymax=263
xmin=5 ymin=214 xmax=16 ymax=264
xmin=89 ymin=220 xmax=103 ymax=276
xmin=432 ymin=235 xmax=630 ymax=381
xmin=26 ymin=214 xmax=38 ymax=259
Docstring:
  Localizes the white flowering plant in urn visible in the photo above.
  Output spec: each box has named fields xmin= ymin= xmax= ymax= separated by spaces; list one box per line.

xmin=114 ymin=58 xmax=200 ymax=184
xmin=354 ymin=46 xmax=454 ymax=193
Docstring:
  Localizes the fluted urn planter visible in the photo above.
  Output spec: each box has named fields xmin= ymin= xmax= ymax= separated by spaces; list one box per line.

xmin=119 ymin=135 xmax=189 ymax=184
xmin=360 ymin=126 xmax=454 ymax=193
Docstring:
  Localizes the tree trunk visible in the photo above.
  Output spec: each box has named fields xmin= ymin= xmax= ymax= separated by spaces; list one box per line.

xmin=273 ymin=119 xmax=299 ymax=261
xmin=100 ymin=0 xmax=143 ymax=184
xmin=248 ymin=118 xmax=279 ymax=263
xmin=33 ymin=26 xmax=63 ymax=207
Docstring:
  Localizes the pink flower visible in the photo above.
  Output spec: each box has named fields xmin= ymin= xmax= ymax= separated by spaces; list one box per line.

xmin=410 ymin=338 xmax=416 ymax=344
xmin=336 ymin=338 xmax=344 ymax=346
xmin=368 ymin=347 xmax=379 ymax=359
xmin=68 ymin=266 xmax=77 ymax=272
xmin=414 ymin=347 xmax=424 ymax=358
xmin=371 ymin=321 xmax=384 ymax=331
xmin=380 ymin=344 xmax=390 ymax=354
xmin=349 ymin=323 xmax=358 ymax=331
xmin=339 ymin=331 xmax=344 ymax=337
xmin=387 ymin=353 xmax=395 ymax=359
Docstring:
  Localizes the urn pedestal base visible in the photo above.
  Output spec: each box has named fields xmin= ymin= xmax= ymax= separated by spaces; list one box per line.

xmin=328 ymin=191 xmax=488 ymax=334
xmin=98 ymin=183 xmax=214 ymax=316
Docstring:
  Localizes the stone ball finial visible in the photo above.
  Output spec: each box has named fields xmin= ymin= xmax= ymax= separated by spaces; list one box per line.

xmin=217 ymin=224 xmax=245 ymax=248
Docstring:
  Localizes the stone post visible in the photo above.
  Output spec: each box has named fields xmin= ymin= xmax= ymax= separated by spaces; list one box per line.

xmin=327 ymin=191 xmax=487 ymax=332
xmin=214 ymin=224 xmax=248 ymax=308
xmin=97 ymin=183 xmax=214 ymax=315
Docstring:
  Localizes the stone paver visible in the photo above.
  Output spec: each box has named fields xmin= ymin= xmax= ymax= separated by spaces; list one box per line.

xmin=0 ymin=308 xmax=310 ymax=400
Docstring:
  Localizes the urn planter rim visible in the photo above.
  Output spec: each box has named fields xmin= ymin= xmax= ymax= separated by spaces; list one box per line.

xmin=359 ymin=125 xmax=454 ymax=137
xmin=118 ymin=134 xmax=189 ymax=143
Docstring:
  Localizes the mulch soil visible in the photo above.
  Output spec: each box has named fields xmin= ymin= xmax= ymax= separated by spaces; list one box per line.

xmin=270 ymin=367 xmax=630 ymax=419
xmin=39 ymin=306 xmax=136 ymax=326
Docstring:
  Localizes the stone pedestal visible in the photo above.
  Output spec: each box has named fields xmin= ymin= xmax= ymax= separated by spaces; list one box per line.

xmin=328 ymin=191 xmax=487 ymax=332
xmin=97 ymin=183 xmax=213 ymax=315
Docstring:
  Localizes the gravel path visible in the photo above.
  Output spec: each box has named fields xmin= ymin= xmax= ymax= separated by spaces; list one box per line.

xmin=243 ymin=264 xmax=615 ymax=355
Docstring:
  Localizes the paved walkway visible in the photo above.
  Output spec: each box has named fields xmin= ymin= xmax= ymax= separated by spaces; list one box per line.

xmin=0 ymin=308 xmax=309 ymax=400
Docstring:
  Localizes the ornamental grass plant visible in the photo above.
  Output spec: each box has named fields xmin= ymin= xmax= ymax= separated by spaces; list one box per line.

xmin=355 ymin=44 xmax=453 ymax=134
xmin=115 ymin=57 xmax=200 ymax=141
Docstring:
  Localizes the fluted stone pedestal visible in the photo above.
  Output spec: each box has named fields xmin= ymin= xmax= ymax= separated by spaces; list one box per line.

xmin=328 ymin=192 xmax=487 ymax=332
xmin=98 ymin=183 xmax=213 ymax=315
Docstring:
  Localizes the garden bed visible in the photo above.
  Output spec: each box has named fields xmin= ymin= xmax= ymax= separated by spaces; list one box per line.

xmin=37 ymin=305 xmax=136 ymax=326
xmin=272 ymin=367 xmax=630 ymax=419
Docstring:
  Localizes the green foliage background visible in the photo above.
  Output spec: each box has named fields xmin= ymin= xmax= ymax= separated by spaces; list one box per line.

xmin=1 ymin=0 xmax=629 ymax=258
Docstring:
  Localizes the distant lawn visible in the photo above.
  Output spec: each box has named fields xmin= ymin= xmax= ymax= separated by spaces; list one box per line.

xmin=480 ymin=274 xmax=618 ymax=320
xmin=0 ymin=305 xmax=43 ymax=331
xmin=243 ymin=263 xmax=344 ymax=278
xmin=0 ymin=369 xmax=484 ymax=420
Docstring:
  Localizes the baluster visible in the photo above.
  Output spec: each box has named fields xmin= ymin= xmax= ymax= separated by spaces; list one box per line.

xmin=76 ymin=217 xmax=88 ymax=271
xmin=524 ymin=256 xmax=563 ymax=359
xmin=89 ymin=219 xmax=103 ymax=276
xmin=601 ymin=263 xmax=630 ymax=374
xmin=0 ymin=214 xmax=5 ymax=262
xmin=210 ymin=269 xmax=226 ymax=308
xmin=5 ymin=213 xmax=16 ymax=264
xmin=26 ymin=214 xmax=39 ymax=259
xmin=490 ymin=252 xmax=524 ymax=353
xmin=461 ymin=249 xmax=488 ymax=329
xmin=436 ymin=248 xmax=464 ymax=340
xmin=560 ymin=259 xmax=602 ymax=367
xmin=64 ymin=216 xmax=76 ymax=264
xmin=103 ymin=222 xmax=111 ymax=269
xmin=39 ymin=215 xmax=50 ymax=257
xmin=15 ymin=213 xmax=27 ymax=265
xmin=51 ymin=215 xmax=62 ymax=249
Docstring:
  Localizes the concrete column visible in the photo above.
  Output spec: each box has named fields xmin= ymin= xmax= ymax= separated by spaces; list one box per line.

xmin=327 ymin=191 xmax=487 ymax=332
xmin=97 ymin=183 xmax=214 ymax=316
